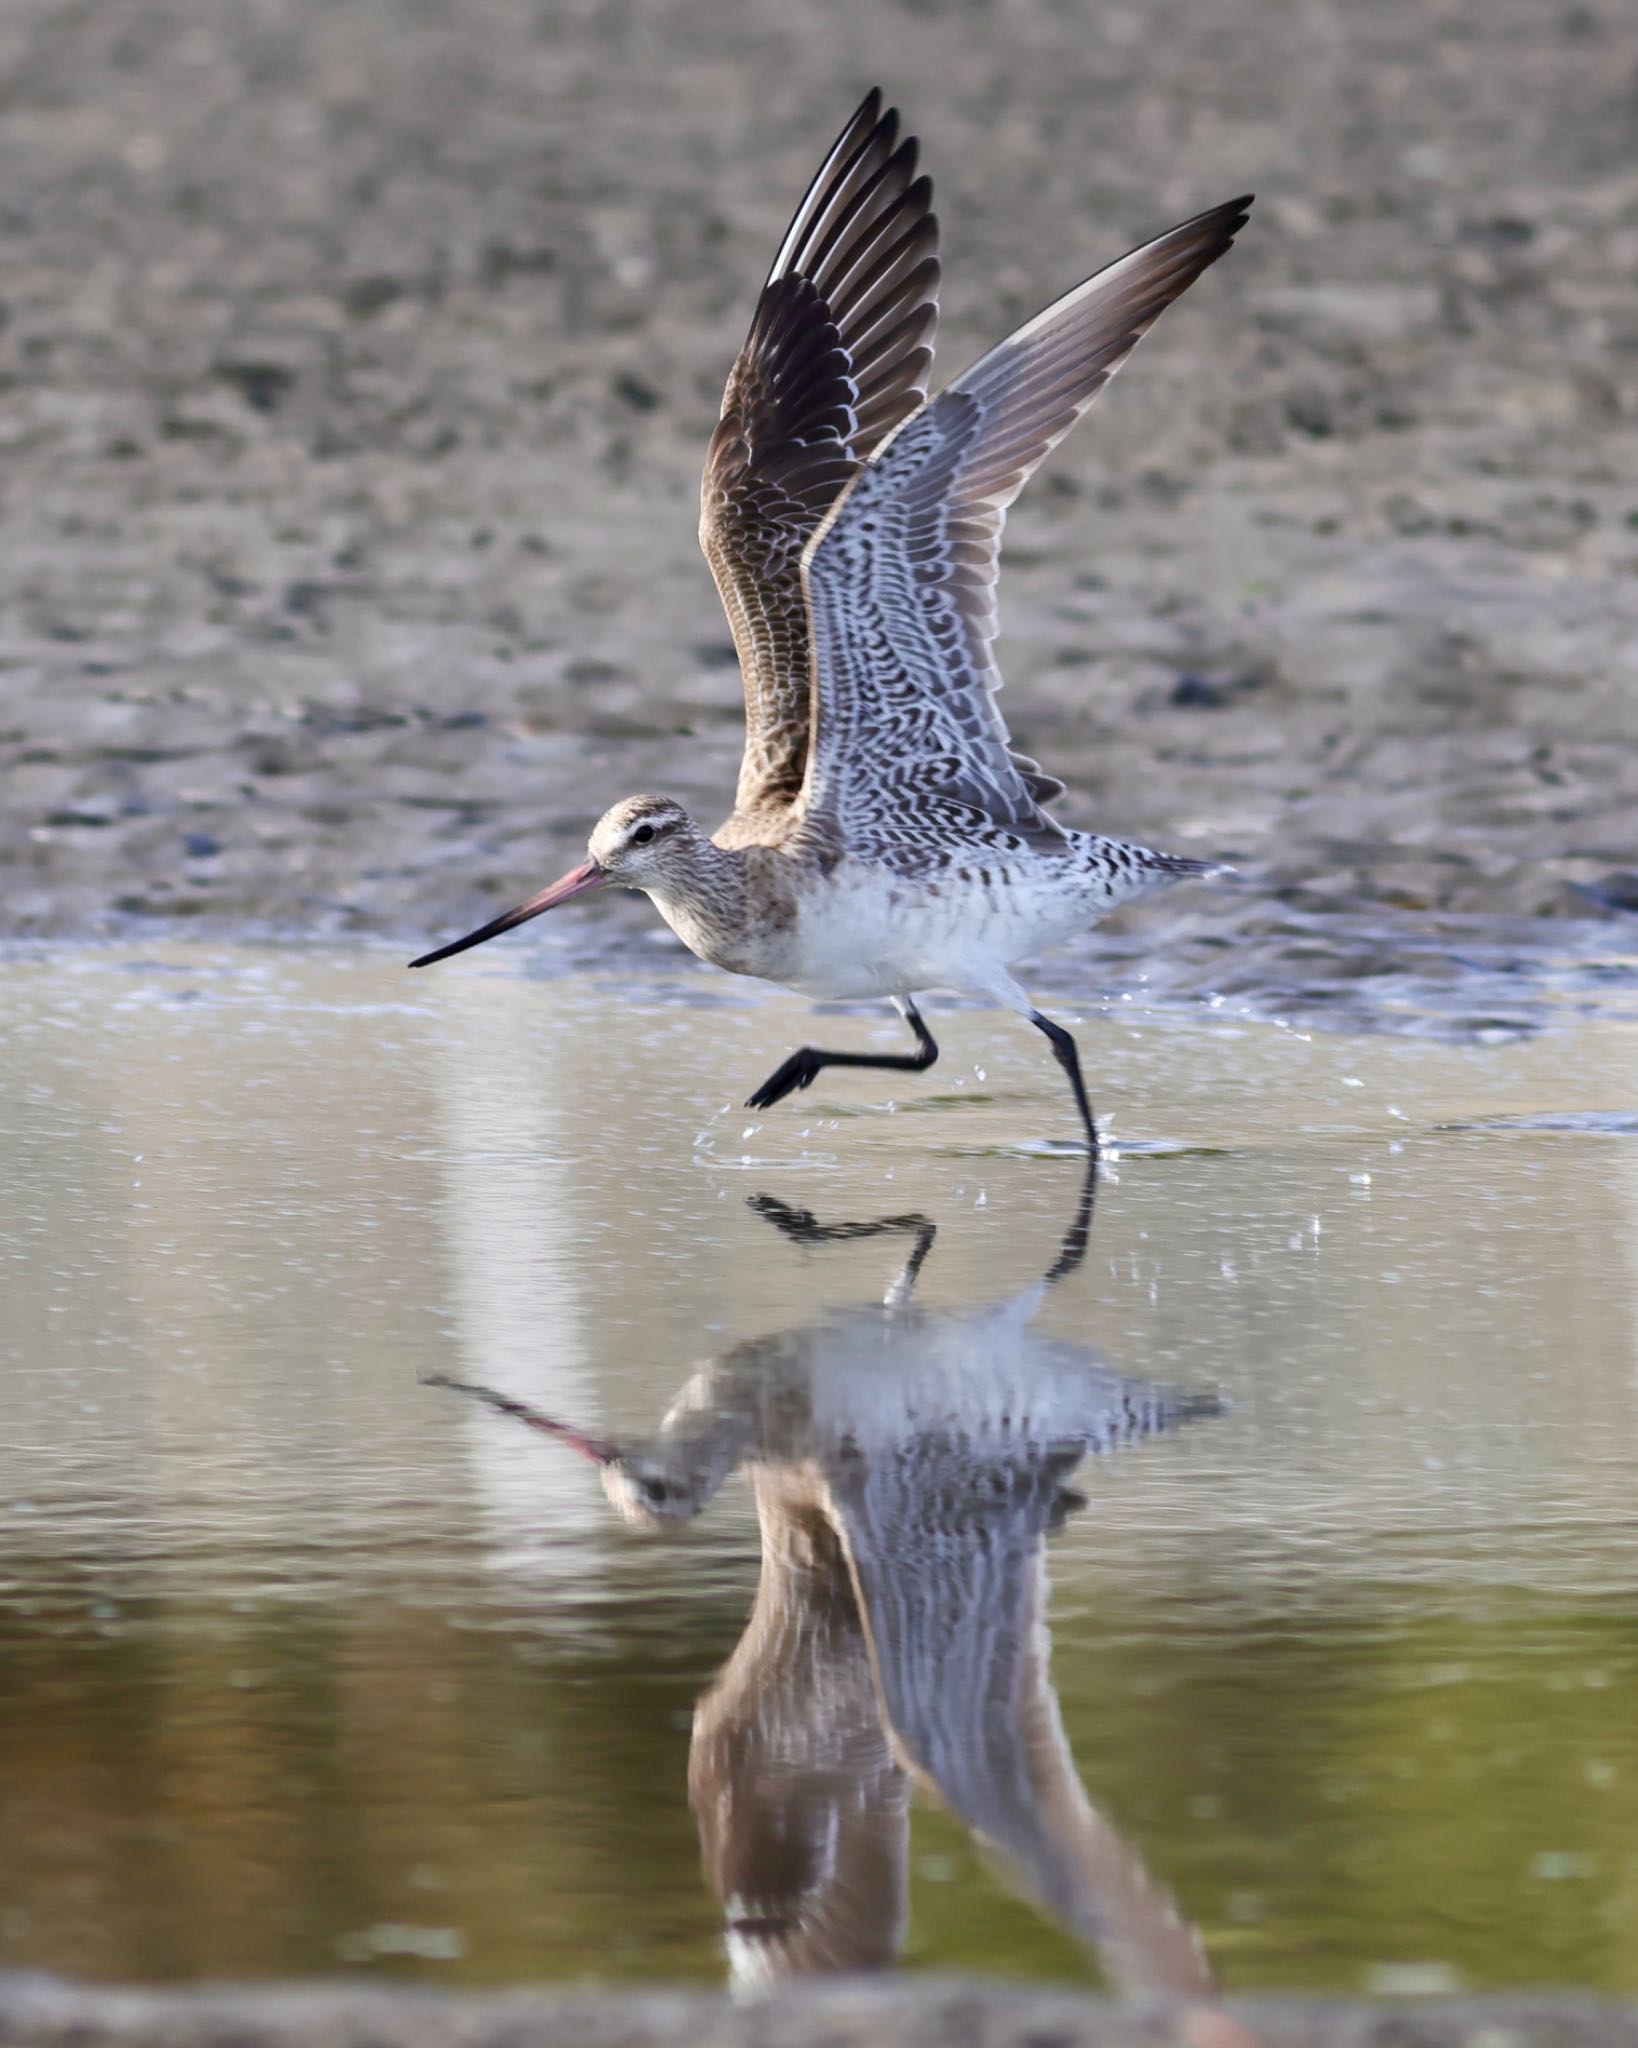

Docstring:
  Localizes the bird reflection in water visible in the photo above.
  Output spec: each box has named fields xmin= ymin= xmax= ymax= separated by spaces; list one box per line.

xmin=431 ymin=1171 xmax=1248 ymax=2038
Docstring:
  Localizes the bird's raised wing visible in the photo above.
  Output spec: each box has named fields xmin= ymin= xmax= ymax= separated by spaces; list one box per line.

xmin=798 ymin=196 xmax=1252 ymax=860
xmin=702 ymin=90 xmax=940 ymax=817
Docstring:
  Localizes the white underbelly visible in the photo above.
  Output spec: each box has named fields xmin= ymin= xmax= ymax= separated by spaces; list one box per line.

xmin=781 ymin=862 xmax=1095 ymax=1001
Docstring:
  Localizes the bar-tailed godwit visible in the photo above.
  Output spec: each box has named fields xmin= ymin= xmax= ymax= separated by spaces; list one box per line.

xmin=412 ymin=91 xmax=1251 ymax=1152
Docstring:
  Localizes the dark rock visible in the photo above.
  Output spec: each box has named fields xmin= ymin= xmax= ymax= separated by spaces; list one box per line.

xmin=215 ymin=362 xmax=297 ymax=415
xmin=1570 ymin=871 xmax=1638 ymax=914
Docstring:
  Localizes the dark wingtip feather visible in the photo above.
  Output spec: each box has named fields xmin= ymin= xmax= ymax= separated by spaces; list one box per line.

xmin=703 ymin=89 xmax=943 ymax=815
xmin=1224 ymin=192 xmax=1255 ymax=234
xmin=1201 ymin=192 xmax=1255 ymax=242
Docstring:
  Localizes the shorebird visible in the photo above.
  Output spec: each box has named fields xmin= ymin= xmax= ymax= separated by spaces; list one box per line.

xmin=431 ymin=1181 xmax=1236 ymax=2016
xmin=412 ymin=91 xmax=1252 ymax=1151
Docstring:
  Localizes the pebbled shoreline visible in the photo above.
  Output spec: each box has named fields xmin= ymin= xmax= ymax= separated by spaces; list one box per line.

xmin=3 ymin=1976 xmax=1638 ymax=2048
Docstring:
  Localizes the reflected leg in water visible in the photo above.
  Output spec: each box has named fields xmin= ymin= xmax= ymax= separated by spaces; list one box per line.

xmin=747 ymin=1194 xmax=939 ymax=1304
xmin=1041 ymin=1160 xmax=1099 ymax=1286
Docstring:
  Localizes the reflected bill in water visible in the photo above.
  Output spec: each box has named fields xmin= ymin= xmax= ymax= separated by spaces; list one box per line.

xmin=432 ymin=1172 xmax=1248 ymax=2028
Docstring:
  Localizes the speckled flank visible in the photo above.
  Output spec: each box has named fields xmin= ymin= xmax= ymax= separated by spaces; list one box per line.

xmin=694 ymin=835 xmax=1200 ymax=1002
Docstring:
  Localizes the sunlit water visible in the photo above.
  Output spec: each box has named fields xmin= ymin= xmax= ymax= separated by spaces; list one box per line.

xmin=2 ymin=944 xmax=1636 ymax=1995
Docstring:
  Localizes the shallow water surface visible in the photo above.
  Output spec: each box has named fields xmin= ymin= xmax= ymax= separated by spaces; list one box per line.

xmin=1 ymin=946 xmax=1636 ymax=1994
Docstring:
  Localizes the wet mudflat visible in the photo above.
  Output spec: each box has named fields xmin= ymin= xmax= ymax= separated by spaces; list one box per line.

xmin=3 ymin=0 xmax=1636 ymax=973
xmin=2 ymin=945 xmax=1635 ymax=1995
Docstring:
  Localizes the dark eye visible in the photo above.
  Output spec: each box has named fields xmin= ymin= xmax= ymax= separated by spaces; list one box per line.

xmin=631 ymin=824 xmax=656 ymax=846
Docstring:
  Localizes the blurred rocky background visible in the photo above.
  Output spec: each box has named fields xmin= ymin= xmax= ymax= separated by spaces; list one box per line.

xmin=0 ymin=0 xmax=1634 ymax=1024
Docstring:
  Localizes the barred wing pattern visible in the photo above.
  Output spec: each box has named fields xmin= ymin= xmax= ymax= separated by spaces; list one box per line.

xmin=701 ymin=90 xmax=940 ymax=816
xmin=800 ymin=195 xmax=1253 ymax=862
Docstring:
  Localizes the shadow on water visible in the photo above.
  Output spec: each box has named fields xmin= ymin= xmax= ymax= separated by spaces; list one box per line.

xmin=432 ymin=1173 xmax=1260 ymax=2043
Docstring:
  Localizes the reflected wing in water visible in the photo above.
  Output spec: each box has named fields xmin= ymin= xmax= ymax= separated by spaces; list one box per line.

xmin=425 ymin=1176 xmax=1231 ymax=2003
xmin=688 ymin=1470 xmax=909 ymax=1989
xmin=830 ymin=1378 xmax=1222 ymax=1999
xmin=686 ymin=1178 xmax=1226 ymax=1996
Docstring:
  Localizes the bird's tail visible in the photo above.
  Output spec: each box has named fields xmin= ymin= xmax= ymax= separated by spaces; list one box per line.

xmin=1072 ymin=835 xmax=1238 ymax=910
xmin=1145 ymin=850 xmax=1237 ymax=883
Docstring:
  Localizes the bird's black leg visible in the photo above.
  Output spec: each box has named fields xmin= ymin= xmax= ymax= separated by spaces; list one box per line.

xmin=745 ymin=997 xmax=938 ymax=1112
xmin=1028 ymin=1010 xmax=1100 ymax=1159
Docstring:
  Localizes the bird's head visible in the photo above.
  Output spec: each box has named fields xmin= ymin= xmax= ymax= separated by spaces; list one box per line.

xmin=599 ymin=1448 xmax=716 ymax=1530
xmin=409 ymin=793 xmax=697 ymax=967
xmin=422 ymin=1376 xmax=720 ymax=1532
xmin=586 ymin=794 xmax=700 ymax=888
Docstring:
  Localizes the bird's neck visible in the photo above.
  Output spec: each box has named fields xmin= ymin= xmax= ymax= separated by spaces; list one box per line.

xmin=645 ymin=837 xmax=752 ymax=965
